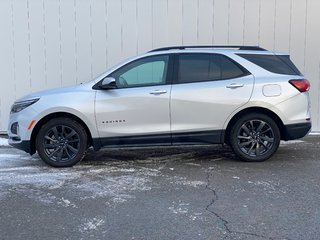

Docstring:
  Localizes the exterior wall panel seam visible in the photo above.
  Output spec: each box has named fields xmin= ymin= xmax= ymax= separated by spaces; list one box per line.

xmin=73 ymin=0 xmax=78 ymax=83
xmin=10 ymin=0 xmax=16 ymax=100
xmin=27 ymin=0 xmax=32 ymax=91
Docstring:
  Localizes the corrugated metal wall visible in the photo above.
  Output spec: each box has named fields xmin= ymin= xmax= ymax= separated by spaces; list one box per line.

xmin=0 ymin=0 xmax=319 ymax=133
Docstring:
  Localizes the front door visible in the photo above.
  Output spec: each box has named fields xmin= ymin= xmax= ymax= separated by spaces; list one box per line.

xmin=95 ymin=54 xmax=172 ymax=146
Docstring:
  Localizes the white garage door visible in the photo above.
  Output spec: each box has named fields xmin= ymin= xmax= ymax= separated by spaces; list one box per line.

xmin=0 ymin=0 xmax=319 ymax=133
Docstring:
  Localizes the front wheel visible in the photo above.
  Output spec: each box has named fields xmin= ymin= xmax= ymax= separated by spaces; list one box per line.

xmin=229 ymin=113 xmax=281 ymax=162
xmin=36 ymin=118 xmax=88 ymax=167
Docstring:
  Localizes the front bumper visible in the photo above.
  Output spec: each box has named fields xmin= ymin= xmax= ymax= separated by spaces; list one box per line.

xmin=283 ymin=122 xmax=312 ymax=140
xmin=8 ymin=140 xmax=33 ymax=154
xmin=7 ymin=106 xmax=39 ymax=155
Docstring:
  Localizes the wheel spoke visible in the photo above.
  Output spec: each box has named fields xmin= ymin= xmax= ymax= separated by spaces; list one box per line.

xmin=260 ymin=136 xmax=274 ymax=143
xmin=61 ymin=125 xmax=66 ymax=137
xmin=238 ymin=135 xmax=251 ymax=140
xmin=250 ymin=120 xmax=254 ymax=131
xmin=48 ymin=147 xmax=60 ymax=158
xmin=247 ymin=142 xmax=255 ymax=155
xmin=259 ymin=140 xmax=268 ymax=150
xmin=52 ymin=127 xmax=59 ymax=139
xmin=45 ymin=136 xmax=56 ymax=142
xmin=64 ymin=146 xmax=72 ymax=158
xmin=44 ymin=143 xmax=58 ymax=149
xmin=241 ymin=124 xmax=251 ymax=135
xmin=261 ymin=127 xmax=271 ymax=134
xmin=239 ymin=140 xmax=252 ymax=148
xmin=255 ymin=142 xmax=260 ymax=156
xmin=257 ymin=121 xmax=266 ymax=132
xmin=57 ymin=148 xmax=63 ymax=161
xmin=67 ymin=144 xmax=78 ymax=154
xmin=66 ymin=130 xmax=77 ymax=139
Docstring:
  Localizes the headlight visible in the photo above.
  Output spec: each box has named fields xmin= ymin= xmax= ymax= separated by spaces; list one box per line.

xmin=11 ymin=98 xmax=40 ymax=113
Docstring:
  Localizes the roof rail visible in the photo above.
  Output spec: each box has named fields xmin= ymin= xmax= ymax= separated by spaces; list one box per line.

xmin=149 ymin=45 xmax=266 ymax=52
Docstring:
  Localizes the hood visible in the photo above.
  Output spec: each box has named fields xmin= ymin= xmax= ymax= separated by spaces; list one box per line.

xmin=15 ymin=82 xmax=92 ymax=103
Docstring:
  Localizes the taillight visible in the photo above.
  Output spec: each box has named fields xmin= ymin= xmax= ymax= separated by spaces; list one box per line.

xmin=289 ymin=79 xmax=310 ymax=92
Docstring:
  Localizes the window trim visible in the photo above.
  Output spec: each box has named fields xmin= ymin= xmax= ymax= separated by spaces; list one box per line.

xmin=172 ymin=53 xmax=251 ymax=85
xmin=93 ymin=54 xmax=174 ymax=90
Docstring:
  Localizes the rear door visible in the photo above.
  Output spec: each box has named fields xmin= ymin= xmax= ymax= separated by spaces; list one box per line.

xmin=170 ymin=53 xmax=254 ymax=144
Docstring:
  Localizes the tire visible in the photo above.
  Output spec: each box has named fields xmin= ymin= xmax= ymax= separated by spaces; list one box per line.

xmin=229 ymin=113 xmax=280 ymax=162
xmin=36 ymin=117 xmax=88 ymax=167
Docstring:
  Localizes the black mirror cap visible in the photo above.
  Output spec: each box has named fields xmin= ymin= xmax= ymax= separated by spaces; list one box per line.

xmin=92 ymin=77 xmax=117 ymax=90
xmin=99 ymin=82 xmax=117 ymax=90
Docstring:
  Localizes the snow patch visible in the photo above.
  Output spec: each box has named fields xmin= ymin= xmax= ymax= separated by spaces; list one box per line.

xmin=173 ymin=177 xmax=206 ymax=188
xmin=248 ymin=180 xmax=287 ymax=194
xmin=0 ymin=166 xmax=39 ymax=172
xmin=185 ymin=162 xmax=201 ymax=167
xmin=0 ymin=154 xmax=21 ymax=159
xmin=48 ymin=180 xmax=66 ymax=190
xmin=88 ymin=167 xmax=136 ymax=174
xmin=0 ymin=152 xmax=39 ymax=168
xmin=80 ymin=218 xmax=105 ymax=232
xmin=0 ymin=138 xmax=9 ymax=147
xmin=0 ymin=148 xmax=161 ymax=205
xmin=0 ymin=165 xmax=159 ymax=206
xmin=0 ymin=170 xmax=80 ymax=187
xmin=280 ymin=140 xmax=304 ymax=145
xmin=209 ymin=157 xmax=223 ymax=162
xmin=309 ymin=132 xmax=320 ymax=136
xmin=168 ymin=201 xmax=204 ymax=222
xmin=58 ymin=197 xmax=77 ymax=208
xmin=76 ymin=174 xmax=152 ymax=203
xmin=169 ymin=202 xmax=190 ymax=214
xmin=111 ymin=197 xmax=128 ymax=203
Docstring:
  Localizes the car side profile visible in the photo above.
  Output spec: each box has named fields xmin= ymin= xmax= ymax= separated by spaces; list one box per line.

xmin=8 ymin=46 xmax=311 ymax=167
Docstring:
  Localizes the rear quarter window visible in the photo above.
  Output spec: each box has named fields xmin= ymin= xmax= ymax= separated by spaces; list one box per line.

xmin=238 ymin=54 xmax=302 ymax=76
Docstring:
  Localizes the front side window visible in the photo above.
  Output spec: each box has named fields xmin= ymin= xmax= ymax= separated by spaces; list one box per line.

xmin=110 ymin=55 xmax=169 ymax=88
xmin=177 ymin=54 xmax=248 ymax=84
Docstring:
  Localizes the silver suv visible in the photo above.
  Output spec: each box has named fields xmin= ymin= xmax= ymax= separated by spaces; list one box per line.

xmin=8 ymin=46 xmax=311 ymax=167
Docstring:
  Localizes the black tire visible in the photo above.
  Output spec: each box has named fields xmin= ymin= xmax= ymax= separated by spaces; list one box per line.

xmin=36 ymin=117 xmax=88 ymax=167
xmin=229 ymin=113 xmax=280 ymax=162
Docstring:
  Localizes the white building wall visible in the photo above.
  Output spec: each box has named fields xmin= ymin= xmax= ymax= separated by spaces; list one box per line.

xmin=0 ymin=0 xmax=319 ymax=133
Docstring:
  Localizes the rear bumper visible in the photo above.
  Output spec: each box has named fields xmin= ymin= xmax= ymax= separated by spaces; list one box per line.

xmin=283 ymin=122 xmax=311 ymax=140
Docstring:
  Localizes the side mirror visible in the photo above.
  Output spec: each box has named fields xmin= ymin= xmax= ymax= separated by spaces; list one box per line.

xmin=99 ymin=77 xmax=117 ymax=89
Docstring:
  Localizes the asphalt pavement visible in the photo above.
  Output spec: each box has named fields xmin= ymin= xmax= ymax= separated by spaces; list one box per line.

xmin=0 ymin=136 xmax=319 ymax=240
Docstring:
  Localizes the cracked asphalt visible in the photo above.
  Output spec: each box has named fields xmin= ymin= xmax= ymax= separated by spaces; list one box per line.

xmin=0 ymin=136 xmax=319 ymax=240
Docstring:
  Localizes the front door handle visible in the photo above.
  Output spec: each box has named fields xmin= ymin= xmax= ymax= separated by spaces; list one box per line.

xmin=149 ymin=90 xmax=167 ymax=95
xmin=226 ymin=83 xmax=244 ymax=89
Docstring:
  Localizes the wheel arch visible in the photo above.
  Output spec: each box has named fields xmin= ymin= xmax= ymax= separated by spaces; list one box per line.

xmin=30 ymin=112 xmax=94 ymax=155
xmin=224 ymin=107 xmax=286 ymax=145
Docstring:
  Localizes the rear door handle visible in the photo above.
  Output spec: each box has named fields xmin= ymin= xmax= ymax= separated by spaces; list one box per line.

xmin=149 ymin=90 xmax=167 ymax=95
xmin=226 ymin=83 xmax=244 ymax=89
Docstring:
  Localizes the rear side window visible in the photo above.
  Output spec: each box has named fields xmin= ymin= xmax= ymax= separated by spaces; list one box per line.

xmin=177 ymin=54 xmax=249 ymax=84
xmin=238 ymin=54 xmax=302 ymax=75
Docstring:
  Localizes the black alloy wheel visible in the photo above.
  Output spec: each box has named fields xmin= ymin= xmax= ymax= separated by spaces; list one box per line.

xmin=230 ymin=113 xmax=280 ymax=162
xmin=36 ymin=118 xmax=88 ymax=167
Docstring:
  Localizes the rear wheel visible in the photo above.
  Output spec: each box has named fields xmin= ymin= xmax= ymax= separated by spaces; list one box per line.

xmin=36 ymin=118 xmax=88 ymax=167
xmin=229 ymin=113 xmax=280 ymax=162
